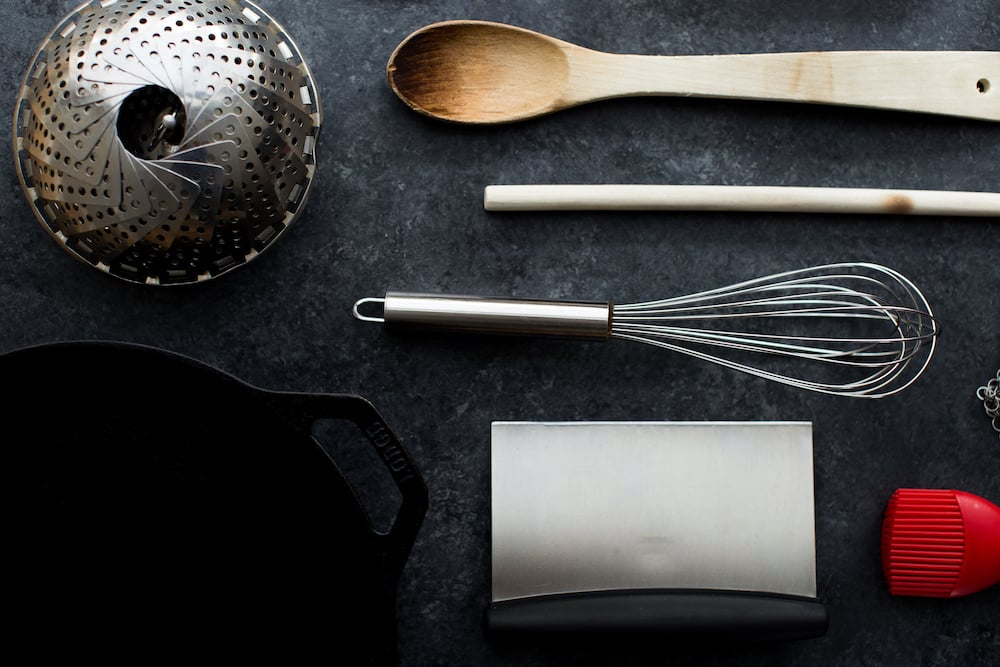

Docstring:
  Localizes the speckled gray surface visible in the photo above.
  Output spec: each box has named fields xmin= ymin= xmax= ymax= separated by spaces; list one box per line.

xmin=2 ymin=0 xmax=1000 ymax=664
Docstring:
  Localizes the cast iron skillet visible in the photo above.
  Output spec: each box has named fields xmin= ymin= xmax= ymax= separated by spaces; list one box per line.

xmin=0 ymin=341 xmax=427 ymax=663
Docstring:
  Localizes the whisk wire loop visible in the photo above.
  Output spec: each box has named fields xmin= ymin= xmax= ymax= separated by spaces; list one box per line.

xmin=610 ymin=263 xmax=937 ymax=398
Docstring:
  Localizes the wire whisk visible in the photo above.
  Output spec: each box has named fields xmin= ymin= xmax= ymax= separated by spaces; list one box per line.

xmin=353 ymin=262 xmax=938 ymax=398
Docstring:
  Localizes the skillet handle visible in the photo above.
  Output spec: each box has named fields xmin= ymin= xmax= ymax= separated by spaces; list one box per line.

xmin=267 ymin=392 xmax=428 ymax=569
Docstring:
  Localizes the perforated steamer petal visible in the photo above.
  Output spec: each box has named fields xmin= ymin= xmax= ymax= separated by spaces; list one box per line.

xmin=13 ymin=0 xmax=322 ymax=285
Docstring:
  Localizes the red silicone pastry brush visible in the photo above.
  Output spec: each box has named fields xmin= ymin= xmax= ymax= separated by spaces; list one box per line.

xmin=882 ymin=489 xmax=1000 ymax=597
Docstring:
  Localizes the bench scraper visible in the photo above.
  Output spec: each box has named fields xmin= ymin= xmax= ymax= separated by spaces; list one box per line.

xmin=488 ymin=422 xmax=827 ymax=641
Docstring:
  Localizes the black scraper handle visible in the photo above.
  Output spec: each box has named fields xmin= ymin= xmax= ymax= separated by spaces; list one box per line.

xmin=486 ymin=589 xmax=828 ymax=642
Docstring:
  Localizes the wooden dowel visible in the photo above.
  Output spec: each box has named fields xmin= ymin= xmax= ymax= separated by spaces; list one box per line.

xmin=484 ymin=184 xmax=1000 ymax=217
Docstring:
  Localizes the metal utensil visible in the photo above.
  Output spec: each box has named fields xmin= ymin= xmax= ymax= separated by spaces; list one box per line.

xmin=388 ymin=20 xmax=1000 ymax=124
xmin=14 ymin=0 xmax=322 ymax=285
xmin=353 ymin=262 xmax=938 ymax=398
xmin=975 ymin=368 xmax=1000 ymax=439
xmin=489 ymin=421 xmax=826 ymax=640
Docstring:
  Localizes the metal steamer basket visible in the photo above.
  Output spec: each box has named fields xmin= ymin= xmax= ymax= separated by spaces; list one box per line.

xmin=14 ymin=0 xmax=322 ymax=285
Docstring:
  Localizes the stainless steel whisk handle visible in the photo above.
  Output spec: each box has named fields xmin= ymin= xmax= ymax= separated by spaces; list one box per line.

xmin=353 ymin=293 xmax=612 ymax=338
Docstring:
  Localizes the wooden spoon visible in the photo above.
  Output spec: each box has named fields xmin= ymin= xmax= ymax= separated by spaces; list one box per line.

xmin=387 ymin=20 xmax=1000 ymax=124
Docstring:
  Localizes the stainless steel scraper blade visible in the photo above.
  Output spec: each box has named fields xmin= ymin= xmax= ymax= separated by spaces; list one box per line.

xmin=491 ymin=422 xmax=816 ymax=602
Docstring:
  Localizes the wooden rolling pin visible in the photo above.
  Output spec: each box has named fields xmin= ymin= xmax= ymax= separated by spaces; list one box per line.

xmin=483 ymin=184 xmax=1000 ymax=216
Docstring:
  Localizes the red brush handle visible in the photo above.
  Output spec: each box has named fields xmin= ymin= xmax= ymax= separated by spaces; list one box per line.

xmin=953 ymin=491 xmax=1000 ymax=597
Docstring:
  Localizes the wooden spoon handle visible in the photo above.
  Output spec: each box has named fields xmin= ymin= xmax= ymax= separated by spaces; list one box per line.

xmin=484 ymin=184 xmax=1000 ymax=216
xmin=569 ymin=50 xmax=1000 ymax=121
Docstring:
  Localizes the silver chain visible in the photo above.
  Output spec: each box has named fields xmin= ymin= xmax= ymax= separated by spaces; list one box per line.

xmin=976 ymin=369 xmax=1000 ymax=438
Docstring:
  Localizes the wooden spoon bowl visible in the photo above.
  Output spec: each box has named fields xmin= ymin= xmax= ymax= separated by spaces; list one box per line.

xmin=388 ymin=21 xmax=571 ymax=123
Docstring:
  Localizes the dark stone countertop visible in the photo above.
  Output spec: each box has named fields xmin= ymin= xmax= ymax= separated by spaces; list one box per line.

xmin=1 ymin=0 xmax=999 ymax=664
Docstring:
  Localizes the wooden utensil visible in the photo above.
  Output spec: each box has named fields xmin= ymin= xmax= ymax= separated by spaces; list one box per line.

xmin=387 ymin=20 xmax=1000 ymax=124
xmin=484 ymin=184 xmax=1000 ymax=216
